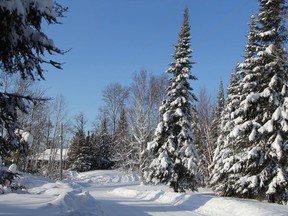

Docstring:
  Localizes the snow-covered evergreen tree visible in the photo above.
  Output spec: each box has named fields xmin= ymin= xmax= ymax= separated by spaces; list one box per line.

xmin=67 ymin=114 xmax=92 ymax=172
xmin=96 ymin=116 xmax=113 ymax=169
xmin=142 ymin=8 xmax=201 ymax=192
xmin=209 ymin=16 xmax=254 ymax=192
xmin=67 ymin=129 xmax=91 ymax=172
xmin=209 ymin=69 xmax=242 ymax=196
xmin=210 ymin=0 xmax=288 ymax=204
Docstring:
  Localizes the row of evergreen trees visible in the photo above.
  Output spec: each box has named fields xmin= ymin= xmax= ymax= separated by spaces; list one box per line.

xmin=210 ymin=0 xmax=288 ymax=204
xmin=66 ymin=0 xmax=287 ymax=204
xmin=66 ymin=106 xmax=135 ymax=171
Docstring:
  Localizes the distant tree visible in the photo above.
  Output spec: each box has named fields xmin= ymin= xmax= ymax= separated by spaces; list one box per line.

xmin=90 ymin=113 xmax=113 ymax=170
xmin=96 ymin=115 xmax=113 ymax=169
xmin=88 ymin=131 xmax=99 ymax=170
xmin=142 ymin=8 xmax=201 ymax=192
xmin=210 ymin=0 xmax=288 ymax=204
xmin=67 ymin=113 xmax=91 ymax=172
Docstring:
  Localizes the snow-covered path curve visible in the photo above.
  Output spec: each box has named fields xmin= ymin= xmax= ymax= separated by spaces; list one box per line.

xmin=69 ymin=170 xmax=204 ymax=216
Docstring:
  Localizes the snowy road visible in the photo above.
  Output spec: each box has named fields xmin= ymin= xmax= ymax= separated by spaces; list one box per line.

xmin=0 ymin=170 xmax=287 ymax=216
xmin=73 ymin=170 xmax=204 ymax=216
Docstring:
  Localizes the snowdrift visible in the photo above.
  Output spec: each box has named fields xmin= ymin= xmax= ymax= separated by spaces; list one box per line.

xmin=0 ymin=172 xmax=103 ymax=216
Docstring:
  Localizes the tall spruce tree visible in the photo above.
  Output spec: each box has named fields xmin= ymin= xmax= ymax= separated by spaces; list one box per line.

xmin=210 ymin=0 xmax=288 ymax=204
xmin=142 ymin=8 xmax=201 ymax=192
xmin=209 ymin=69 xmax=242 ymax=195
xmin=209 ymin=16 xmax=257 ymax=195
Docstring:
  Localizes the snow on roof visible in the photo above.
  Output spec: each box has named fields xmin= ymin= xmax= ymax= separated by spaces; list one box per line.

xmin=35 ymin=148 xmax=69 ymax=161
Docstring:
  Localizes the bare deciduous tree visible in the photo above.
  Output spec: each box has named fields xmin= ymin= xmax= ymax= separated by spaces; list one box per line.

xmin=128 ymin=70 xmax=168 ymax=170
xmin=102 ymin=83 xmax=129 ymax=135
xmin=195 ymin=88 xmax=215 ymax=183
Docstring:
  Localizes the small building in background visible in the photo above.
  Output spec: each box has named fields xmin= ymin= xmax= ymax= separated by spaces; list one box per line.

xmin=30 ymin=148 xmax=69 ymax=170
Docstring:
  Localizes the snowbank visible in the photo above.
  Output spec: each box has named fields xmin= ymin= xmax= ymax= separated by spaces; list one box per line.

xmin=0 ymin=172 xmax=103 ymax=216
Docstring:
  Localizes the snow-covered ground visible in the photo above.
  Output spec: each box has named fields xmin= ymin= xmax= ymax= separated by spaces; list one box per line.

xmin=0 ymin=170 xmax=287 ymax=216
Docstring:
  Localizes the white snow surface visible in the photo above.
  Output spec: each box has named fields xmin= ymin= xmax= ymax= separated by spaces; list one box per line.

xmin=0 ymin=170 xmax=287 ymax=216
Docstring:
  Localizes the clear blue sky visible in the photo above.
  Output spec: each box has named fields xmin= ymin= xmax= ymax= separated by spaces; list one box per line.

xmin=42 ymin=0 xmax=259 ymax=124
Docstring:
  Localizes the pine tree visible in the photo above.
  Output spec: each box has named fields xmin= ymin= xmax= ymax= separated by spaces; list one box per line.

xmin=142 ymin=8 xmax=201 ymax=192
xmin=67 ymin=130 xmax=92 ymax=172
xmin=67 ymin=113 xmax=92 ymax=172
xmin=97 ymin=116 xmax=113 ymax=169
xmin=67 ymin=129 xmax=91 ymax=172
xmin=89 ymin=132 xmax=99 ymax=170
xmin=209 ymin=69 xmax=242 ymax=195
xmin=210 ymin=0 xmax=288 ymax=204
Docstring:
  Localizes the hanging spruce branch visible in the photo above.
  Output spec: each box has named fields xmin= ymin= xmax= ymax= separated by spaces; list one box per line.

xmin=0 ymin=1 xmax=66 ymax=159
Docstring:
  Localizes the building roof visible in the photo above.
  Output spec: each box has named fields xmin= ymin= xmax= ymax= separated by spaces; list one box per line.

xmin=35 ymin=148 xmax=69 ymax=161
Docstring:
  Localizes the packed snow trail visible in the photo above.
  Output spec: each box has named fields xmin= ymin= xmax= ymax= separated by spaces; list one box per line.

xmin=68 ymin=170 xmax=204 ymax=216
xmin=92 ymin=189 xmax=203 ymax=216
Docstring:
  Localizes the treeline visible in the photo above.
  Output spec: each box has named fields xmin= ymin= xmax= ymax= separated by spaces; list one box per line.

xmin=66 ymin=71 xmax=222 ymax=179
xmin=67 ymin=71 xmax=170 ymax=171
xmin=0 ymin=67 xmax=220 ymax=182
